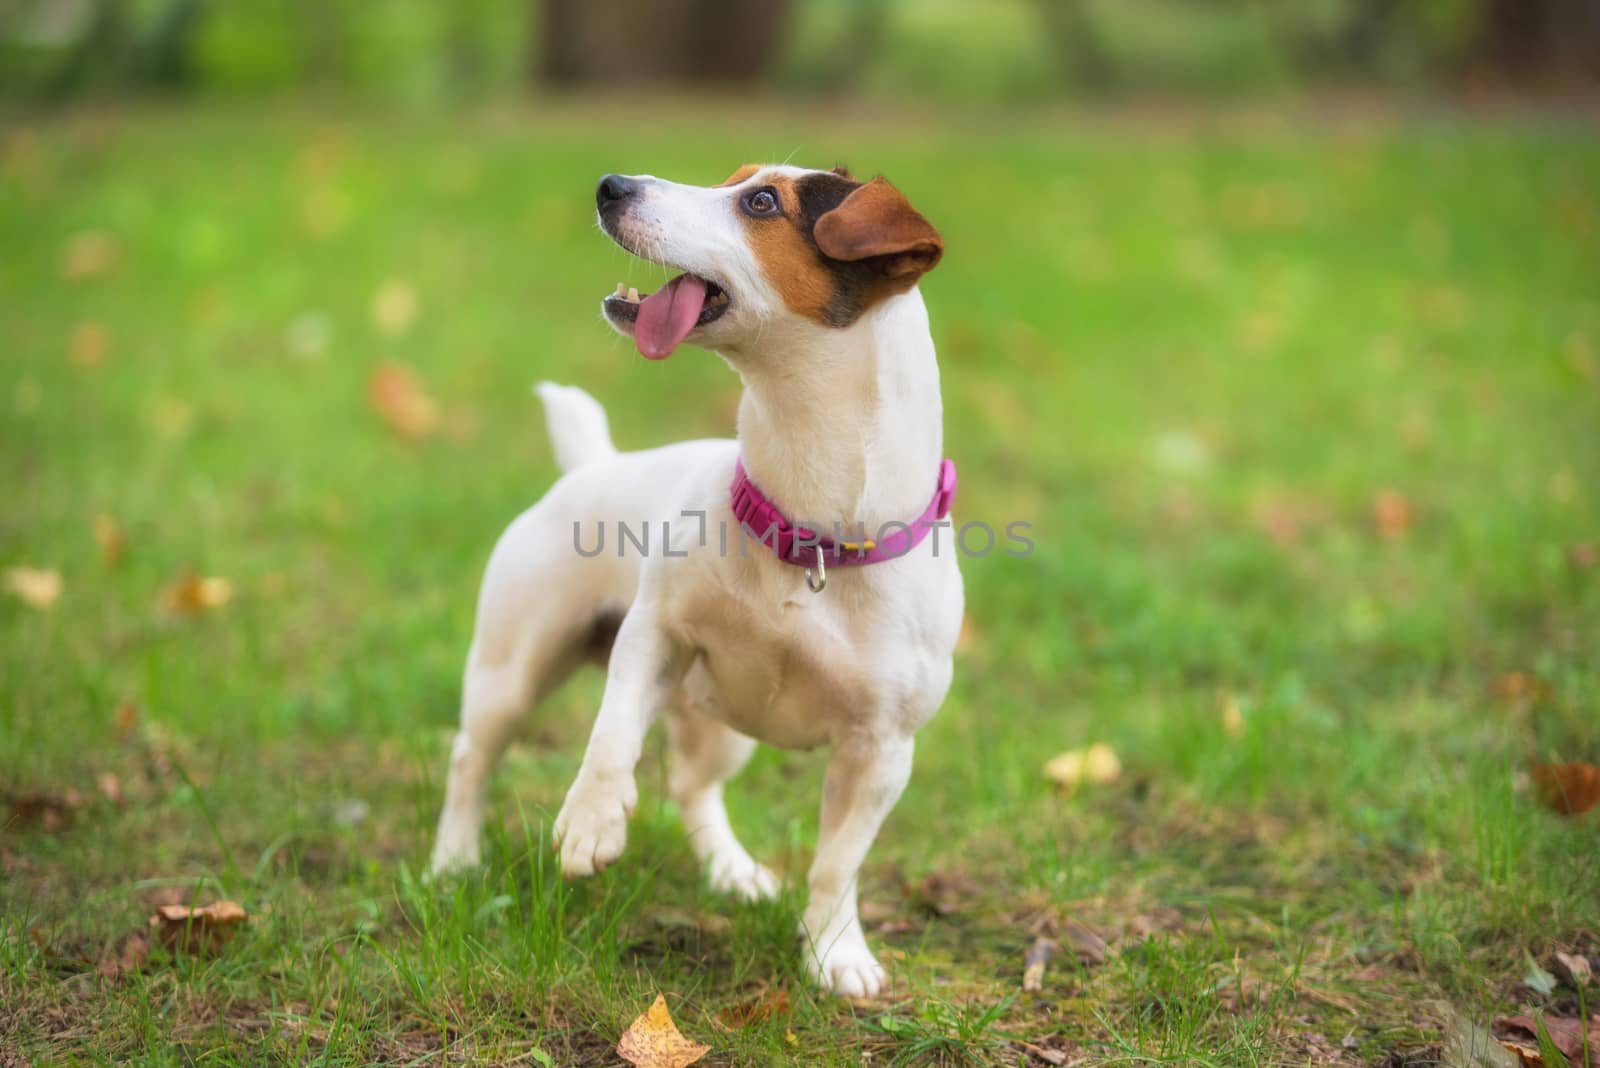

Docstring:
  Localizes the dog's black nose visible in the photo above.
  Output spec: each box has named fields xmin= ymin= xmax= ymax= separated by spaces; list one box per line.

xmin=596 ymin=174 xmax=638 ymax=214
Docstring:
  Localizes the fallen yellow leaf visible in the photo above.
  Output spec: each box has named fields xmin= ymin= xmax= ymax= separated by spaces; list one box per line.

xmin=150 ymin=900 xmax=247 ymax=954
xmin=617 ymin=994 xmax=710 ymax=1068
xmin=5 ymin=566 xmax=62 ymax=609
xmin=367 ymin=362 xmax=439 ymax=439
xmin=60 ymin=231 xmax=120 ymax=281
xmin=161 ymin=572 xmax=233 ymax=615
xmin=1372 ymin=489 xmax=1412 ymax=541
xmin=1044 ymin=743 xmax=1121 ymax=789
xmin=69 ymin=323 xmax=110 ymax=368
xmin=94 ymin=514 xmax=126 ymax=566
xmin=1221 ymin=695 xmax=1246 ymax=737
xmin=371 ymin=278 xmax=419 ymax=336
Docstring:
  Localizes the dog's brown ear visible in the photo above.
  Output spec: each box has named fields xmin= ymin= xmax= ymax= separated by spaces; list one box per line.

xmin=814 ymin=177 xmax=943 ymax=281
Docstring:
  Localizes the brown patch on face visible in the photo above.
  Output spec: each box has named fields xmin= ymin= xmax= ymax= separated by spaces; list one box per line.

xmin=738 ymin=169 xmax=943 ymax=328
xmin=742 ymin=173 xmax=842 ymax=325
xmin=715 ymin=163 xmax=764 ymax=188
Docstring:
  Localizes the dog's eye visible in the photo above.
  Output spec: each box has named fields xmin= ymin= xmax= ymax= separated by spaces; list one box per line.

xmin=744 ymin=188 xmax=780 ymax=216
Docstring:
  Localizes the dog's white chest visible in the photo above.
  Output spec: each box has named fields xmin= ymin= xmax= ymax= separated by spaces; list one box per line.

xmin=676 ymin=576 xmax=949 ymax=751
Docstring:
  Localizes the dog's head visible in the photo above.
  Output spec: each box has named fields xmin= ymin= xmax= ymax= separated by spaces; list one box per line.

xmin=595 ymin=164 xmax=943 ymax=360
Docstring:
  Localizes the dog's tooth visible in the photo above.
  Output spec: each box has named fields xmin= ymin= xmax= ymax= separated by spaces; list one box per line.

xmin=627 ymin=287 xmax=640 ymax=303
xmin=615 ymin=282 xmax=626 ymax=297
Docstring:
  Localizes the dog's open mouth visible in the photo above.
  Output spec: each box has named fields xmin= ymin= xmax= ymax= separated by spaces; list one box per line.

xmin=602 ymin=274 xmax=731 ymax=360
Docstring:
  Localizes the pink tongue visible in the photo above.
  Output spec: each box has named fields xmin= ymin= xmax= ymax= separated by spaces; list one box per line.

xmin=634 ymin=274 xmax=708 ymax=360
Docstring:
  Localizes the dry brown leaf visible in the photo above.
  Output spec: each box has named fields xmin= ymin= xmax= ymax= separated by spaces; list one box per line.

xmin=371 ymin=279 xmax=419 ymax=336
xmin=908 ymin=870 xmax=981 ymax=917
xmin=150 ymin=900 xmax=247 ymax=954
xmin=61 ymin=231 xmax=120 ymax=280
xmin=716 ymin=988 xmax=791 ymax=1030
xmin=1022 ymin=936 xmax=1057 ymax=992
xmin=114 ymin=701 xmax=141 ymax=737
xmin=1493 ymin=1013 xmax=1600 ymax=1064
xmin=5 ymin=566 xmax=61 ymax=609
xmin=69 ymin=323 xmax=110 ymax=368
xmin=1532 ymin=761 xmax=1600 ymax=816
xmin=617 ymin=994 xmax=710 ymax=1068
xmin=96 ymin=772 xmax=123 ymax=806
xmin=367 ymin=362 xmax=439 ymax=439
xmin=96 ymin=932 xmax=150 ymax=981
xmin=6 ymin=789 xmax=85 ymax=832
xmin=1013 ymin=1040 xmax=1073 ymax=1066
xmin=94 ymin=514 xmax=126 ymax=566
xmin=161 ymin=572 xmax=233 ymax=615
xmin=1492 ymin=672 xmax=1553 ymax=705
xmin=1553 ymin=951 xmax=1592 ymax=987
xmin=1044 ymin=743 xmax=1121 ymax=789
xmin=1372 ymin=489 xmax=1412 ymax=540
xmin=1061 ymin=920 xmax=1108 ymax=965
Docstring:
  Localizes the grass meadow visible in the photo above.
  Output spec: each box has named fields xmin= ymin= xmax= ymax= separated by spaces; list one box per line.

xmin=3 ymin=101 xmax=1598 ymax=1065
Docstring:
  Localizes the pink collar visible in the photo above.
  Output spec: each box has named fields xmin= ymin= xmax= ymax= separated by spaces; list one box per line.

xmin=729 ymin=457 xmax=958 ymax=571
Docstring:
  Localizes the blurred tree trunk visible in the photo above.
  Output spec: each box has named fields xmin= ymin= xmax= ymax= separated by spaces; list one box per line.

xmin=1474 ymin=0 xmax=1600 ymax=82
xmin=1032 ymin=0 xmax=1115 ymax=92
xmin=138 ymin=0 xmax=204 ymax=88
xmin=534 ymin=0 xmax=791 ymax=87
xmin=1257 ymin=0 xmax=1399 ymax=79
xmin=46 ymin=0 xmax=129 ymax=97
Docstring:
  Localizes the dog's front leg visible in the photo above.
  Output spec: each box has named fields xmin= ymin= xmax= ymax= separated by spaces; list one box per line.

xmin=553 ymin=603 xmax=686 ymax=878
xmin=801 ymin=734 xmax=914 ymax=999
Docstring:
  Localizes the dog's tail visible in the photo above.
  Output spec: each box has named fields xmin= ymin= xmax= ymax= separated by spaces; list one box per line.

xmin=535 ymin=382 xmax=617 ymax=473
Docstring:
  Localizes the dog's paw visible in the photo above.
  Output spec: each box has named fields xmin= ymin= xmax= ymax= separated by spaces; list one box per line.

xmin=708 ymin=854 xmax=781 ymax=902
xmin=804 ymin=938 xmax=887 ymax=999
xmin=428 ymin=836 xmax=481 ymax=878
xmin=553 ymin=773 xmax=636 ymax=878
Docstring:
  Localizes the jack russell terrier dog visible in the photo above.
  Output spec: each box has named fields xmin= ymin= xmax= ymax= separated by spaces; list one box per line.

xmin=430 ymin=163 xmax=962 ymax=999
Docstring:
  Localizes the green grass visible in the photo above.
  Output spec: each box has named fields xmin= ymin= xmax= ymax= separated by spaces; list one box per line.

xmin=3 ymin=99 xmax=1598 ymax=1066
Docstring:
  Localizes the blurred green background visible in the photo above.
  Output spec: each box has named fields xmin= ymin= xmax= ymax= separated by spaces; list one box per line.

xmin=3 ymin=2 xmax=1599 ymax=1066
xmin=4 ymin=0 xmax=1600 ymax=105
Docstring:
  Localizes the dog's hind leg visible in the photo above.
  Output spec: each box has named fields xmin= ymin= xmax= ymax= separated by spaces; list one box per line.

xmin=430 ymin=512 xmax=624 ymax=875
xmin=430 ymin=630 xmax=586 ymax=875
xmin=666 ymin=685 xmax=780 ymax=901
